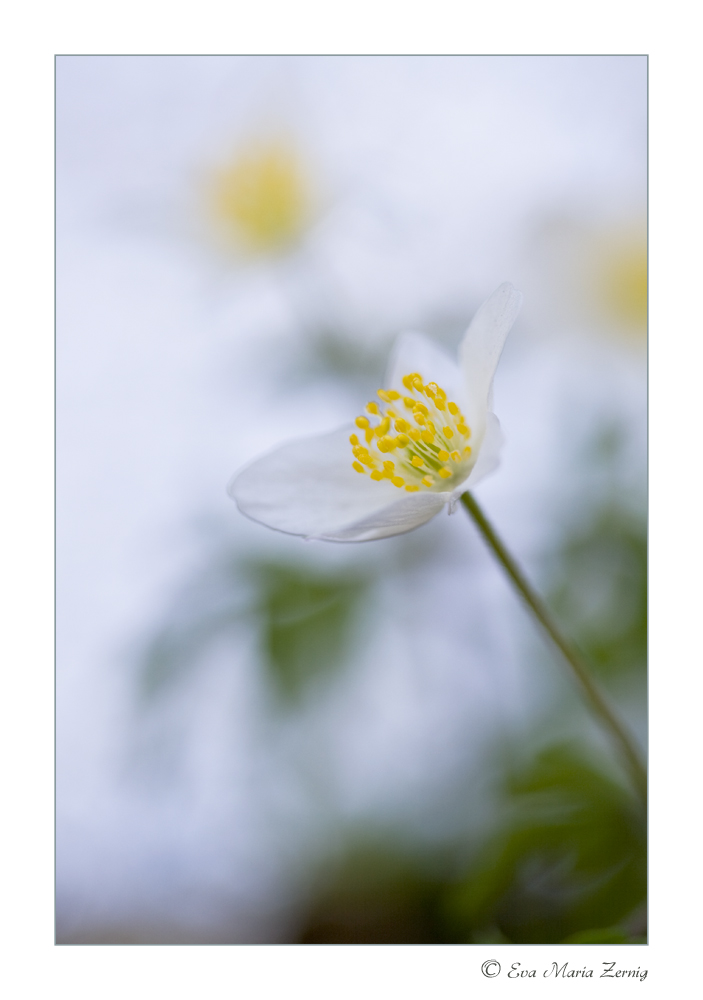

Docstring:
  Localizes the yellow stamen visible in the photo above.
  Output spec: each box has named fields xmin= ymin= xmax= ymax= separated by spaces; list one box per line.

xmin=350 ymin=372 xmax=474 ymax=496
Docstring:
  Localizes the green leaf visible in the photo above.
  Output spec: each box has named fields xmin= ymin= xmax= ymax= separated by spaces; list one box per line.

xmin=249 ymin=561 xmax=370 ymax=704
xmin=444 ymin=743 xmax=646 ymax=944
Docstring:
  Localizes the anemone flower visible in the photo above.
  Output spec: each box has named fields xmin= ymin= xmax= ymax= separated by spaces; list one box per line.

xmin=229 ymin=283 xmax=522 ymax=541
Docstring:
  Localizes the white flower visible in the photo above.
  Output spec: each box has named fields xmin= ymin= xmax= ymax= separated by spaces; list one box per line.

xmin=229 ymin=283 xmax=522 ymax=542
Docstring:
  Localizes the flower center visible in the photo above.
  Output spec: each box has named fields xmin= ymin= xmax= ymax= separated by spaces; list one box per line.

xmin=350 ymin=373 xmax=473 ymax=492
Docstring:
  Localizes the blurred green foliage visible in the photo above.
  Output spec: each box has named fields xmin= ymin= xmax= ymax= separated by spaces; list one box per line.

xmin=247 ymin=561 xmax=369 ymax=703
xmin=444 ymin=744 xmax=646 ymax=944
xmin=295 ymin=744 xmax=646 ymax=945
xmin=140 ymin=553 xmax=370 ymax=705
xmin=298 ymin=841 xmax=449 ymax=944
xmin=548 ymin=504 xmax=646 ymax=681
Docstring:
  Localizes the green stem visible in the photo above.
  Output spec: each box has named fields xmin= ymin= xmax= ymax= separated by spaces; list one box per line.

xmin=460 ymin=491 xmax=647 ymax=805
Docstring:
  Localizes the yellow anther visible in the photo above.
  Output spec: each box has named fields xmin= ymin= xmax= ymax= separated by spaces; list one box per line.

xmin=377 ymin=438 xmax=389 ymax=453
xmin=386 ymin=408 xmax=397 ymax=419
xmin=463 ymin=446 xmax=472 ymax=457
xmin=395 ymin=418 xmax=408 ymax=432
xmin=403 ymin=396 xmax=416 ymax=409
xmin=352 ymin=461 xmax=365 ymax=474
xmin=370 ymin=470 xmax=384 ymax=481
xmin=414 ymin=412 xmax=426 ymax=425
xmin=382 ymin=435 xmax=398 ymax=451
xmin=376 ymin=416 xmax=391 ymax=436
xmin=422 ymin=475 xmax=434 ymax=487
xmin=391 ymin=476 xmax=404 ymax=488
xmin=386 ymin=390 xmax=400 ymax=400
xmin=411 ymin=456 xmax=424 ymax=468
xmin=396 ymin=434 xmax=409 ymax=446
xmin=425 ymin=382 xmax=438 ymax=397
xmin=366 ymin=401 xmax=379 ymax=415
xmin=421 ymin=430 xmax=434 ymax=444
xmin=405 ymin=484 xmax=420 ymax=492
xmin=439 ymin=467 xmax=452 ymax=479
xmin=412 ymin=377 xmax=424 ymax=392
xmin=414 ymin=402 xmax=428 ymax=416
xmin=443 ymin=426 xmax=454 ymax=439
xmin=355 ymin=416 xmax=370 ymax=429
xmin=457 ymin=423 xmax=469 ymax=437
xmin=409 ymin=429 xmax=421 ymax=442
xmin=448 ymin=401 xmax=459 ymax=416
xmin=383 ymin=461 xmax=395 ymax=472
xmin=349 ymin=433 xmax=359 ymax=445
xmin=402 ymin=374 xmax=414 ymax=390
xmin=361 ymin=455 xmax=375 ymax=467
xmin=426 ymin=420 xmax=435 ymax=433
xmin=451 ymin=451 xmax=461 ymax=462
xmin=377 ymin=389 xmax=390 ymax=402
xmin=435 ymin=397 xmax=446 ymax=410
xmin=365 ymin=428 xmax=374 ymax=443
xmin=437 ymin=449 xmax=449 ymax=462
xmin=435 ymin=386 xmax=446 ymax=399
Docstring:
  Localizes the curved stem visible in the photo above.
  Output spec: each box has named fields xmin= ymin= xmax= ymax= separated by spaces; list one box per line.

xmin=461 ymin=491 xmax=647 ymax=805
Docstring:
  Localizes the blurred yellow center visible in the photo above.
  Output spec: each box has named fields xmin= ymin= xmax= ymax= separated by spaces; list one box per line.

xmin=599 ymin=238 xmax=647 ymax=330
xmin=350 ymin=375 xmax=472 ymax=492
xmin=211 ymin=144 xmax=308 ymax=252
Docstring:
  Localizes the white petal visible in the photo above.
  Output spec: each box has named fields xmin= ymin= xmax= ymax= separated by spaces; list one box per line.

xmin=463 ymin=411 xmax=504 ymax=489
xmin=384 ymin=331 xmax=468 ymax=407
xmin=229 ymin=426 xmax=450 ymax=542
xmin=458 ymin=283 xmax=522 ymax=434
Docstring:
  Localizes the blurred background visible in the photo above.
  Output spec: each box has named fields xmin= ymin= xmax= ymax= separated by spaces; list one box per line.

xmin=56 ymin=55 xmax=647 ymax=944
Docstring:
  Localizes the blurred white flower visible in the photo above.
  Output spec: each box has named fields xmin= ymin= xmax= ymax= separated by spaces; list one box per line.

xmin=229 ymin=283 xmax=522 ymax=541
xmin=208 ymin=139 xmax=311 ymax=255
